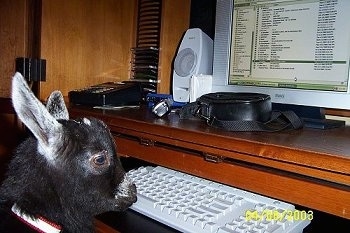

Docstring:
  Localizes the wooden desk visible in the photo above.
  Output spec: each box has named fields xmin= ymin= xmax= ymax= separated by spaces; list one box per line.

xmin=69 ymin=105 xmax=350 ymax=220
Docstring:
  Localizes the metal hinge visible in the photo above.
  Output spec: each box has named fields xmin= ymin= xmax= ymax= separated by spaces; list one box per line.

xmin=15 ymin=57 xmax=46 ymax=82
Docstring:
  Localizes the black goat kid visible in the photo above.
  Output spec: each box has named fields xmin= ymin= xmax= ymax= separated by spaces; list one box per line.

xmin=0 ymin=73 xmax=137 ymax=232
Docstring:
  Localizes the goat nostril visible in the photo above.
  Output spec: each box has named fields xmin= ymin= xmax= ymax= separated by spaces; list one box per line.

xmin=132 ymin=184 xmax=137 ymax=202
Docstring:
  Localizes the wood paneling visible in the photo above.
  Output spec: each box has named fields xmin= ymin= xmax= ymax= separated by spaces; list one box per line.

xmin=1 ymin=0 xmax=192 ymax=99
xmin=39 ymin=0 xmax=137 ymax=99
xmin=0 ymin=0 xmax=29 ymax=97
xmin=158 ymin=0 xmax=190 ymax=94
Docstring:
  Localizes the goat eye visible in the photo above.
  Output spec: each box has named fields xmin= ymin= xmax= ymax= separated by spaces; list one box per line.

xmin=91 ymin=151 xmax=110 ymax=167
xmin=93 ymin=155 xmax=105 ymax=165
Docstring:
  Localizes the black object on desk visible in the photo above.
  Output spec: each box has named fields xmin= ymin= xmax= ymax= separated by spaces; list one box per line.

xmin=68 ymin=82 xmax=142 ymax=107
xmin=96 ymin=210 xmax=180 ymax=233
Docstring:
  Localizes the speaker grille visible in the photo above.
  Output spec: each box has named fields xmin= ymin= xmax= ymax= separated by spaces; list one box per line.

xmin=174 ymin=48 xmax=197 ymax=77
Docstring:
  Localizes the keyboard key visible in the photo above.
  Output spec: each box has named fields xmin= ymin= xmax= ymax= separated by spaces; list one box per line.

xmin=187 ymin=214 xmax=199 ymax=225
xmin=266 ymin=223 xmax=282 ymax=232
xmin=217 ymin=226 xmax=237 ymax=233
xmin=194 ymin=218 xmax=208 ymax=228
xmin=204 ymin=221 xmax=219 ymax=232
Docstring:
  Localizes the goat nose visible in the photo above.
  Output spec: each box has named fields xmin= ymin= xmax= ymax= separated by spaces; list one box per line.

xmin=115 ymin=174 xmax=136 ymax=198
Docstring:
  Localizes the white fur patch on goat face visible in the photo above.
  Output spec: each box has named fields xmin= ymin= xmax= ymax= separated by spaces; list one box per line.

xmin=115 ymin=175 xmax=133 ymax=198
xmin=83 ymin=118 xmax=91 ymax=126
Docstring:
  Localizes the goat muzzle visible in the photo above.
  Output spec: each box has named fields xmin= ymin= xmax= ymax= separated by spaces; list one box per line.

xmin=114 ymin=175 xmax=137 ymax=209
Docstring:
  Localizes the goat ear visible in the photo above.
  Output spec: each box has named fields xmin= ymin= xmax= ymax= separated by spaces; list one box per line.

xmin=46 ymin=90 xmax=69 ymax=120
xmin=11 ymin=72 xmax=63 ymax=162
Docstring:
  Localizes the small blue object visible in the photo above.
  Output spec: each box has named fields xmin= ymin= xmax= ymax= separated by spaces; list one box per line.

xmin=146 ymin=93 xmax=187 ymax=108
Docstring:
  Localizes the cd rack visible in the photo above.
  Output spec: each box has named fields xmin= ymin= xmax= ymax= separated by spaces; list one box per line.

xmin=130 ymin=0 xmax=162 ymax=92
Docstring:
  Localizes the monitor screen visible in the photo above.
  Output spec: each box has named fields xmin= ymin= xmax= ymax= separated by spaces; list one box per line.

xmin=212 ymin=0 xmax=350 ymax=111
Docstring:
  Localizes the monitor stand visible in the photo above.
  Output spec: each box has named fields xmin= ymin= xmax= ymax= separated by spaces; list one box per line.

xmin=272 ymin=103 xmax=345 ymax=129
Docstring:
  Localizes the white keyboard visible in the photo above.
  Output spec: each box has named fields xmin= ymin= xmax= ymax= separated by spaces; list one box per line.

xmin=128 ymin=166 xmax=311 ymax=233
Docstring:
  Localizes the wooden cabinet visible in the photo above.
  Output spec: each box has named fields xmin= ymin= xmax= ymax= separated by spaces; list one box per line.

xmin=0 ymin=0 xmax=34 ymax=180
xmin=39 ymin=0 xmax=138 ymax=99
xmin=0 ymin=0 xmax=35 ymax=98
xmin=157 ymin=0 xmax=190 ymax=94
xmin=0 ymin=0 xmax=190 ymax=100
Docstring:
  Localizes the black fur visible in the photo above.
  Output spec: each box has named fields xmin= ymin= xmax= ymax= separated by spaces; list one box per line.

xmin=0 ymin=73 xmax=137 ymax=232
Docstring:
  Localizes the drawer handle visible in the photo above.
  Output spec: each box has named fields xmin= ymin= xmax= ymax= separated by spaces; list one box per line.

xmin=140 ymin=138 xmax=154 ymax=146
xmin=204 ymin=153 xmax=223 ymax=163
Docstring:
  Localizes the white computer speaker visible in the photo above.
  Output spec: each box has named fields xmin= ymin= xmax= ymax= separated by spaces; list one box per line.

xmin=172 ymin=28 xmax=213 ymax=103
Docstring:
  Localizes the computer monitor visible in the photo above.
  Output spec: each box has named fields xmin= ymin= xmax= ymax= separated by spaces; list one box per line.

xmin=212 ymin=0 xmax=350 ymax=123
